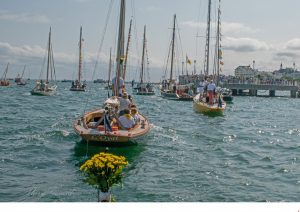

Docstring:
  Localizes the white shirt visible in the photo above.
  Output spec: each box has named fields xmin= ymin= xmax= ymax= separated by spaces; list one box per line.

xmin=118 ymin=116 xmax=135 ymax=129
xmin=119 ymin=97 xmax=131 ymax=111
xmin=207 ymin=82 xmax=216 ymax=91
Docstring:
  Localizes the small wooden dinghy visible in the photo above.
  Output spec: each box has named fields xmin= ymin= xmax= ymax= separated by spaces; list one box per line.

xmin=73 ymin=97 xmax=150 ymax=144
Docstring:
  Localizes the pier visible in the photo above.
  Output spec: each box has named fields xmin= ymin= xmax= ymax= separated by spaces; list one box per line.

xmin=221 ymin=83 xmax=299 ymax=98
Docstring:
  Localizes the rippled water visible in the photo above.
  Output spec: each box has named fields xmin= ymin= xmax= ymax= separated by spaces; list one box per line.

xmin=0 ymin=81 xmax=300 ymax=202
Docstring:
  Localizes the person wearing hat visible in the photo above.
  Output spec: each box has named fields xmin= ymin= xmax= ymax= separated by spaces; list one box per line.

xmin=118 ymin=92 xmax=131 ymax=116
xmin=207 ymin=79 xmax=216 ymax=105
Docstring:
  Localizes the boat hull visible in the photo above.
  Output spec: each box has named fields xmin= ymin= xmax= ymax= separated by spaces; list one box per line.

xmin=193 ymin=94 xmax=226 ymax=115
xmin=73 ymin=108 xmax=150 ymax=145
xmin=31 ymin=85 xmax=57 ymax=96
xmin=70 ymin=87 xmax=85 ymax=92
xmin=161 ymin=90 xmax=178 ymax=100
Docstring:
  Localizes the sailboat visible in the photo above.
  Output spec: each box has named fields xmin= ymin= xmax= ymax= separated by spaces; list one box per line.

xmin=31 ymin=27 xmax=57 ymax=96
xmin=0 ymin=63 xmax=10 ymax=86
xmin=160 ymin=14 xmax=178 ymax=100
xmin=133 ymin=25 xmax=155 ymax=96
xmin=70 ymin=26 xmax=86 ymax=92
xmin=73 ymin=0 xmax=150 ymax=144
xmin=193 ymin=0 xmax=226 ymax=115
xmin=15 ymin=65 xmax=27 ymax=85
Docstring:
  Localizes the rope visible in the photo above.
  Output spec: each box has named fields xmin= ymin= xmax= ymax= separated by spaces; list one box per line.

xmin=82 ymin=0 xmax=114 ymax=114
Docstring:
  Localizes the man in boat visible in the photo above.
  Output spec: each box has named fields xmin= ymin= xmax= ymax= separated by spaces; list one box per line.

xmin=197 ymin=80 xmax=205 ymax=100
xmin=207 ymin=80 xmax=216 ymax=105
xmin=112 ymin=76 xmax=124 ymax=96
xmin=118 ymin=92 xmax=131 ymax=116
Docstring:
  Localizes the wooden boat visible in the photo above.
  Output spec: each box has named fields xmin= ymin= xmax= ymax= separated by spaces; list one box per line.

xmin=73 ymin=98 xmax=150 ymax=144
xmin=175 ymin=83 xmax=194 ymax=101
xmin=70 ymin=26 xmax=86 ymax=92
xmin=133 ymin=25 xmax=155 ymax=96
xmin=74 ymin=0 xmax=150 ymax=144
xmin=31 ymin=27 xmax=57 ymax=96
xmin=193 ymin=93 xmax=226 ymax=115
xmin=0 ymin=63 xmax=10 ymax=86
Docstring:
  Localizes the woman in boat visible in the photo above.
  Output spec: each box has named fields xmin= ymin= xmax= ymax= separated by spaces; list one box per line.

xmin=118 ymin=109 xmax=135 ymax=130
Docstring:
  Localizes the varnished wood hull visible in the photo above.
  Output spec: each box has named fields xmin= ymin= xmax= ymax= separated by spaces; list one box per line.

xmin=73 ymin=108 xmax=150 ymax=145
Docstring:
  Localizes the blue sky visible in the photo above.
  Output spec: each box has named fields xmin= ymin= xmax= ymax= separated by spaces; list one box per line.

xmin=1 ymin=0 xmax=300 ymax=82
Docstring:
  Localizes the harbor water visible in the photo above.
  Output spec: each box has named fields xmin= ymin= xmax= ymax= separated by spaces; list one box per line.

xmin=0 ymin=81 xmax=300 ymax=202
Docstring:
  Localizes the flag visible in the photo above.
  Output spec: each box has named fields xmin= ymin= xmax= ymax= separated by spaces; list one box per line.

xmin=120 ymin=57 xmax=125 ymax=64
xmin=186 ymin=55 xmax=192 ymax=65
xmin=104 ymin=114 xmax=112 ymax=132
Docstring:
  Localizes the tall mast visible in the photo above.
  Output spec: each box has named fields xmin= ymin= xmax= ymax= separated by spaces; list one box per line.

xmin=78 ymin=26 xmax=83 ymax=83
xmin=115 ymin=0 xmax=125 ymax=96
xmin=3 ymin=63 xmax=9 ymax=80
xmin=140 ymin=25 xmax=146 ymax=84
xmin=46 ymin=27 xmax=51 ymax=83
xmin=123 ymin=18 xmax=132 ymax=81
xmin=21 ymin=65 xmax=26 ymax=78
xmin=216 ymin=0 xmax=221 ymax=86
xmin=170 ymin=14 xmax=176 ymax=82
xmin=204 ymin=0 xmax=211 ymax=76
xmin=108 ymin=47 xmax=112 ymax=87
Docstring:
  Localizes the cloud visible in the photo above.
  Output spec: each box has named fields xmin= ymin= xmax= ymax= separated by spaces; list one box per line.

xmin=275 ymin=51 xmax=299 ymax=59
xmin=180 ymin=21 xmax=258 ymax=36
xmin=284 ymin=38 xmax=300 ymax=50
xmin=0 ymin=10 xmax=50 ymax=24
xmin=222 ymin=37 xmax=270 ymax=52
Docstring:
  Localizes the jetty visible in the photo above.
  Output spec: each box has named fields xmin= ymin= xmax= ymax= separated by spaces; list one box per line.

xmin=221 ymin=83 xmax=299 ymax=98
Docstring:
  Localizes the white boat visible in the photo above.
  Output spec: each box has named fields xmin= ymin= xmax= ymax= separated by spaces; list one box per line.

xmin=70 ymin=26 xmax=86 ymax=92
xmin=133 ymin=25 xmax=155 ymax=96
xmin=31 ymin=27 xmax=57 ymax=96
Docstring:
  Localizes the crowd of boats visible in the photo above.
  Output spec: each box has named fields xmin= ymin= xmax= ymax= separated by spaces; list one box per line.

xmin=0 ymin=0 xmax=234 ymax=145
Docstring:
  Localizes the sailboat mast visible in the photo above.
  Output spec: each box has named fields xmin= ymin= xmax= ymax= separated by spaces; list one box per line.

xmin=170 ymin=14 xmax=176 ymax=82
xmin=3 ymin=63 xmax=9 ymax=80
xmin=140 ymin=25 xmax=146 ymax=84
xmin=115 ymin=0 xmax=125 ymax=96
xmin=78 ymin=26 xmax=83 ymax=83
xmin=21 ymin=65 xmax=26 ymax=78
xmin=216 ymin=0 xmax=221 ymax=86
xmin=204 ymin=0 xmax=211 ymax=76
xmin=46 ymin=27 xmax=51 ymax=83
xmin=123 ymin=18 xmax=132 ymax=81
xmin=108 ymin=47 xmax=112 ymax=87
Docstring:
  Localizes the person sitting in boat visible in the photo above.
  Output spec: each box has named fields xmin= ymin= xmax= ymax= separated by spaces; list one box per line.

xmin=118 ymin=109 xmax=135 ymax=130
xmin=207 ymin=80 xmax=216 ymax=105
xmin=118 ymin=92 xmax=131 ymax=116
xmin=188 ymin=88 xmax=194 ymax=97
xmin=130 ymin=108 xmax=140 ymax=124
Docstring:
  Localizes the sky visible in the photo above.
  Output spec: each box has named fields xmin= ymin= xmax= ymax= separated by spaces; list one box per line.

xmin=1 ymin=0 xmax=300 ymax=82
